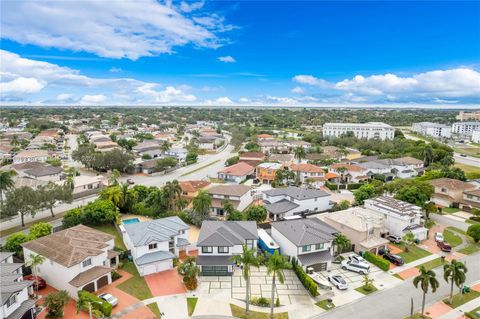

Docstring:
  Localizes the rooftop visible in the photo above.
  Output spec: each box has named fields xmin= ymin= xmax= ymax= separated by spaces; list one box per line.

xmin=208 ymin=184 xmax=251 ymax=197
xmin=263 ymin=186 xmax=330 ymax=200
xmin=218 ymin=162 xmax=255 ymax=176
xmin=197 ymin=221 xmax=258 ymax=246
xmin=123 ymin=216 xmax=189 ymax=247
xmin=272 ymin=218 xmax=337 ymax=246
xmin=180 ymin=180 xmax=211 ymax=193
xmin=430 ymin=178 xmax=476 ymax=191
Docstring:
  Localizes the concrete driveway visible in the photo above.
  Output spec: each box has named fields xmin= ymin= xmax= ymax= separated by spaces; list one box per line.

xmin=145 ymin=269 xmax=186 ymax=296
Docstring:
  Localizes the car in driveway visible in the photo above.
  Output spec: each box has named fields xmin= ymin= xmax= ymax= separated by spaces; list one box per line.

xmin=328 ymin=275 xmax=348 ymax=290
xmin=341 ymin=260 xmax=369 ymax=275
xmin=434 ymin=232 xmax=444 ymax=242
xmin=387 ymin=235 xmax=402 ymax=244
xmin=23 ymin=275 xmax=46 ymax=290
xmin=348 ymin=254 xmax=370 ymax=268
xmin=382 ymin=253 xmax=404 ymax=266
xmin=437 ymin=241 xmax=452 ymax=252
xmin=98 ymin=293 xmax=118 ymax=307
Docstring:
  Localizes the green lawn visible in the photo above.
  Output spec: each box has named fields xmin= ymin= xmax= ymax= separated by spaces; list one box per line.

xmin=443 ymin=229 xmax=463 ymax=247
xmin=355 ymin=285 xmax=378 ymax=295
xmin=442 ymin=207 xmax=460 ymax=214
xmin=443 ymin=290 xmax=480 ymax=308
xmin=316 ymin=300 xmax=335 ymax=311
xmin=187 ymin=297 xmax=198 ymax=316
xmin=90 ymin=224 xmax=126 ymax=250
xmin=465 ymin=306 xmax=480 ymax=319
xmin=453 ymin=147 xmax=480 ymax=158
xmin=394 ymin=243 xmax=432 ymax=264
xmin=393 ymin=274 xmax=404 ymax=281
xmin=454 ymin=163 xmax=480 ymax=179
xmin=230 ymin=304 xmax=289 ymax=319
xmin=403 ymin=314 xmax=432 ymax=319
xmin=447 ymin=227 xmax=480 ymax=255
xmin=415 ymin=258 xmax=445 ymax=271
xmin=117 ymin=261 xmax=161 ymax=317
xmin=467 ymin=219 xmax=480 ymax=225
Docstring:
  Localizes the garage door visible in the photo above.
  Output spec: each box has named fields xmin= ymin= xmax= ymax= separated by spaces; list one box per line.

xmin=97 ymin=275 xmax=109 ymax=289
xmin=82 ymin=282 xmax=95 ymax=292
xmin=310 ymin=263 xmax=327 ymax=272
xmin=141 ymin=260 xmax=172 ymax=276
xmin=201 ymin=265 xmax=229 ymax=276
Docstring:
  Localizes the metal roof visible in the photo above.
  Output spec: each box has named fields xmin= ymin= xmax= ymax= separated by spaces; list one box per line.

xmin=272 ymin=218 xmax=337 ymax=246
xmin=135 ymin=251 xmax=175 ymax=266
xmin=123 ymin=216 xmax=189 ymax=247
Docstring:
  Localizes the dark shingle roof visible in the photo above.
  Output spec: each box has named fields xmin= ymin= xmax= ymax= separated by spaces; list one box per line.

xmin=197 ymin=221 xmax=258 ymax=246
xmin=272 ymin=218 xmax=337 ymax=246
xmin=264 ymin=199 xmax=299 ymax=215
xmin=263 ymin=186 xmax=330 ymax=200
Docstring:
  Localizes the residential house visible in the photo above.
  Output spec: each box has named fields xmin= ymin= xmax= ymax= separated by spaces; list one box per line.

xmin=164 ymin=148 xmax=188 ymax=163
xmin=256 ymin=162 xmax=282 ymax=184
xmin=94 ymin=141 xmax=120 ymax=152
xmin=13 ymin=150 xmax=50 ymax=164
xmin=290 ymin=163 xmax=326 ymax=188
xmin=67 ymin=175 xmax=106 ymax=198
xmin=217 ymin=162 xmax=255 ymax=183
xmin=271 ymin=218 xmax=336 ymax=271
xmin=329 ymin=163 xmax=368 ymax=183
xmin=263 ymin=186 xmax=333 ymax=221
xmin=196 ymin=221 xmax=258 ymax=275
xmin=258 ymin=140 xmax=286 ymax=154
xmin=318 ymin=207 xmax=389 ymax=254
xmin=208 ymin=185 xmax=254 ymax=217
xmin=134 ymin=141 xmax=163 ymax=159
xmin=268 ymin=153 xmax=294 ymax=165
xmin=238 ymin=151 xmax=265 ymax=168
xmin=459 ymin=189 xmax=480 ymax=212
xmin=257 ymin=134 xmax=274 ymax=140
xmin=198 ymin=136 xmax=218 ymax=150
xmin=179 ymin=180 xmax=211 ymax=200
xmin=429 ymin=178 xmax=477 ymax=208
xmin=23 ymin=165 xmax=64 ymax=182
xmin=363 ymin=196 xmax=428 ymax=240
xmin=0 ymin=252 xmax=35 ymax=319
xmin=22 ymin=225 xmax=119 ymax=298
xmin=121 ymin=216 xmax=190 ymax=276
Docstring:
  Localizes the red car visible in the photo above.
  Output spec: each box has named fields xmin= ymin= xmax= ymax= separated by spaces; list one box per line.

xmin=24 ymin=275 xmax=46 ymax=290
xmin=437 ymin=241 xmax=452 ymax=252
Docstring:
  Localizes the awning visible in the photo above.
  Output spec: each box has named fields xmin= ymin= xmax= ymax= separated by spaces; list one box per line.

xmin=196 ymin=255 xmax=234 ymax=266
xmin=69 ymin=266 xmax=111 ymax=287
xmin=297 ymin=250 xmax=332 ymax=266
xmin=107 ymin=250 xmax=120 ymax=259
xmin=135 ymin=251 xmax=175 ymax=266
xmin=176 ymin=238 xmax=190 ymax=247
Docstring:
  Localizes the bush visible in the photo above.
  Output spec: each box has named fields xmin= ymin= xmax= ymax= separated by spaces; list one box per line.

xmin=291 ymin=259 xmax=319 ymax=297
xmin=177 ymin=211 xmax=193 ymax=225
xmin=325 ymin=181 xmax=338 ymax=191
xmin=77 ymin=290 xmax=112 ymax=317
xmin=111 ymin=270 xmax=122 ymax=281
xmin=470 ymin=216 xmax=480 ymax=222
xmin=250 ymin=297 xmax=270 ymax=307
xmin=364 ymin=251 xmax=390 ymax=271
xmin=62 ymin=208 xmax=84 ymax=228
xmin=29 ymin=222 xmax=53 ymax=238
xmin=467 ymin=224 xmax=480 ymax=243
xmin=347 ymin=183 xmax=364 ymax=190
xmin=4 ymin=232 xmax=32 ymax=256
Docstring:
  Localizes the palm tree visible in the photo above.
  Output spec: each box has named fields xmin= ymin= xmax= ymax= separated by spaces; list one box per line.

xmin=192 ymin=190 xmax=211 ymax=214
xmin=294 ymin=146 xmax=306 ymax=163
xmin=0 ymin=170 xmax=17 ymax=208
xmin=109 ymin=169 xmax=121 ymax=186
xmin=443 ymin=259 xmax=468 ymax=304
xmin=230 ymin=245 xmax=262 ymax=316
xmin=164 ymin=180 xmax=182 ymax=211
xmin=422 ymin=145 xmax=434 ymax=167
xmin=362 ymin=274 xmax=375 ymax=291
xmin=413 ymin=266 xmax=440 ymax=316
xmin=45 ymin=290 xmax=70 ymax=319
xmin=333 ymin=234 xmax=351 ymax=256
xmin=161 ymin=140 xmax=171 ymax=152
xmin=266 ymin=251 xmax=291 ymax=319
xmin=99 ymin=185 xmax=122 ymax=207
xmin=27 ymin=253 xmax=45 ymax=297
xmin=403 ymin=231 xmax=415 ymax=253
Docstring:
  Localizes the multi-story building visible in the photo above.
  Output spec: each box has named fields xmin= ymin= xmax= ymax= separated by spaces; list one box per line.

xmin=412 ymin=122 xmax=451 ymax=139
xmin=471 ymin=129 xmax=480 ymax=143
xmin=459 ymin=189 xmax=480 ymax=212
xmin=256 ymin=162 xmax=282 ymax=184
xmin=451 ymin=122 xmax=480 ymax=137
xmin=208 ymin=185 xmax=254 ymax=217
xmin=429 ymin=178 xmax=477 ymax=208
xmin=456 ymin=111 xmax=480 ymax=122
xmin=323 ymin=122 xmax=395 ymax=140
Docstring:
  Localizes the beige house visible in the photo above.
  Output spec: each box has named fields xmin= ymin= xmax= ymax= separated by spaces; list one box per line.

xmin=13 ymin=150 xmax=50 ymax=164
xmin=429 ymin=178 xmax=477 ymax=208
xmin=318 ymin=207 xmax=389 ymax=254
xmin=459 ymin=189 xmax=480 ymax=212
xmin=66 ymin=175 xmax=106 ymax=198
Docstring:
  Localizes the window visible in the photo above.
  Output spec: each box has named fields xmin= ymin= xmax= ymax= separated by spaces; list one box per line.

xmin=246 ymin=239 xmax=254 ymax=249
xmin=467 ymin=194 xmax=473 ymax=199
xmin=302 ymin=245 xmax=311 ymax=252
xmin=148 ymin=243 xmax=158 ymax=250
xmin=218 ymin=246 xmax=229 ymax=253
xmin=6 ymin=294 xmax=17 ymax=308
xmin=315 ymin=243 xmax=324 ymax=250
xmin=202 ymin=246 xmax=213 ymax=253
xmin=180 ymin=230 xmax=185 ymax=235
xmin=82 ymin=258 xmax=92 ymax=268
xmin=441 ymin=188 xmax=447 ymax=193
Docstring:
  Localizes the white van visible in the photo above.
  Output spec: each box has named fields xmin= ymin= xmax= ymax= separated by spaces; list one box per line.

xmin=341 ymin=260 xmax=370 ymax=275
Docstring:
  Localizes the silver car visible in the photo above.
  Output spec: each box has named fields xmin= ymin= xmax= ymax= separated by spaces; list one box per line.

xmin=328 ymin=274 xmax=348 ymax=290
xmin=98 ymin=293 xmax=118 ymax=307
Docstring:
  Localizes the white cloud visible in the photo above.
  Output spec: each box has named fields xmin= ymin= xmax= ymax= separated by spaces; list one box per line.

xmin=215 ymin=97 xmax=233 ymax=104
xmin=57 ymin=93 xmax=74 ymax=101
xmin=239 ymin=97 xmax=250 ymax=103
xmin=109 ymin=67 xmax=122 ymax=73
xmin=180 ymin=1 xmax=204 ymax=13
xmin=1 ymin=0 xmax=232 ymax=60
xmin=80 ymin=94 xmax=107 ymax=104
xmin=218 ymin=56 xmax=236 ymax=63
xmin=136 ymin=84 xmax=197 ymax=103
xmin=293 ymin=75 xmax=329 ymax=87
xmin=291 ymin=86 xmax=305 ymax=94
xmin=0 ymin=77 xmax=45 ymax=95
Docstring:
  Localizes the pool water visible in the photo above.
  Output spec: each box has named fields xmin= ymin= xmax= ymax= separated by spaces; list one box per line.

xmin=123 ymin=218 xmax=140 ymax=225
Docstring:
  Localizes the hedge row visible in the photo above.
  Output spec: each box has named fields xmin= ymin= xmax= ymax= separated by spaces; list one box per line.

xmin=77 ymin=290 xmax=112 ymax=318
xmin=291 ymin=258 xmax=319 ymax=297
xmin=325 ymin=181 xmax=338 ymax=191
xmin=347 ymin=183 xmax=364 ymax=190
xmin=364 ymin=251 xmax=390 ymax=271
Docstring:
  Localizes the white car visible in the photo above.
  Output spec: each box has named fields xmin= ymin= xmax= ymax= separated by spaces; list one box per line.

xmin=341 ymin=260 xmax=370 ymax=275
xmin=328 ymin=275 xmax=348 ymax=290
xmin=98 ymin=293 xmax=118 ymax=307
xmin=348 ymin=254 xmax=370 ymax=268
xmin=434 ymin=232 xmax=444 ymax=242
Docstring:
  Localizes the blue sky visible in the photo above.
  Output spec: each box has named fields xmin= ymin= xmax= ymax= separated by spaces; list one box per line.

xmin=1 ymin=1 xmax=479 ymax=106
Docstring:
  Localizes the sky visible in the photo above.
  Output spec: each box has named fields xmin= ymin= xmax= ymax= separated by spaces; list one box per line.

xmin=1 ymin=0 xmax=479 ymax=107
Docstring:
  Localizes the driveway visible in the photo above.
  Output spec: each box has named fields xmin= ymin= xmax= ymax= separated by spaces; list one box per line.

xmin=145 ymin=269 xmax=186 ymax=296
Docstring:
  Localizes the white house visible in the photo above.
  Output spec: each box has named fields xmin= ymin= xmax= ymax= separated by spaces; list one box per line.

xmin=196 ymin=221 xmax=258 ymax=276
xmin=120 ymin=216 xmax=190 ymax=276
xmin=472 ymin=129 xmax=480 ymax=143
xmin=67 ymin=175 xmax=106 ymax=198
xmin=290 ymin=163 xmax=326 ymax=187
xmin=0 ymin=252 xmax=35 ymax=319
xmin=208 ymin=185 xmax=255 ymax=217
xmin=323 ymin=122 xmax=395 ymax=140
xmin=263 ymin=186 xmax=333 ymax=221
xmin=412 ymin=122 xmax=451 ymax=139
xmin=22 ymin=225 xmax=119 ymax=298
xmin=271 ymin=218 xmax=336 ymax=271
xmin=363 ymin=196 xmax=428 ymax=240
xmin=164 ymin=148 xmax=188 ymax=163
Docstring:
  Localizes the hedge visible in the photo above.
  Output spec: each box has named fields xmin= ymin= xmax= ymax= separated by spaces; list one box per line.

xmin=325 ymin=181 xmax=338 ymax=191
xmin=347 ymin=183 xmax=364 ymax=190
xmin=77 ymin=290 xmax=112 ymax=318
xmin=363 ymin=251 xmax=390 ymax=271
xmin=291 ymin=258 xmax=319 ymax=297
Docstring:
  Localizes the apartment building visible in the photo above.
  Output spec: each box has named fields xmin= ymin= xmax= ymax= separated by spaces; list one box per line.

xmin=451 ymin=122 xmax=480 ymax=137
xmin=412 ymin=122 xmax=451 ymax=139
xmin=456 ymin=111 xmax=480 ymax=121
xmin=323 ymin=122 xmax=395 ymax=140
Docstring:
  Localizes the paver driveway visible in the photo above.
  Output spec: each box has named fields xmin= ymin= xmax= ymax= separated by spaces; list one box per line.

xmin=145 ymin=269 xmax=186 ymax=296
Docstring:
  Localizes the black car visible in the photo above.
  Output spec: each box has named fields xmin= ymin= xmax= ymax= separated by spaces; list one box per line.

xmin=383 ymin=253 xmax=404 ymax=266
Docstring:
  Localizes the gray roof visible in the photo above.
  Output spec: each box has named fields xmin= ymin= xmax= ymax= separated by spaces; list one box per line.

xmin=24 ymin=165 xmax=63 ymax=177
xmin=263 ymin=186 xmax=330 ymax=200
xmin=358 ymin=161 xmax=389 ymax=170
xmin=196 ymin=255 xmax=234 ymax=266
xmin=135 ymin=251 xmax=175 ymax=265
xmin=1 ymin=276 xmax=32 ymax=305
xmin=264 ymin=199 xmax=299 ymax=215
xmin=272 ymin=218 xmax=337 ymax=246
xmin=124 ymin=216 xmax=189 ymax=247
xmin=197 ymin=221 xmax=258 ymax=247
xmin=297 ymin=250 xmax=333 ymax=266
xmin=0 ymin=251 xmax=14 ymax=262
xmin=176 ymin=237 xmax=190 ymax=247
xmin=0 ymin=263 xmax=23 ymax=276
xmin=5 ymin=299 xmax=35 ymax=319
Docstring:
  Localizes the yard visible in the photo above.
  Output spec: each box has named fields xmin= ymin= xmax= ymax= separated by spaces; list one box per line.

xmin=447 ymin=227 xmax=480 ymax=255
xmin=454 ymin=163 xmax=480 ymax=179
xmin=443 ymin=290 xmax=480 ymax=308
xmin=316 ymin=299 xmax=335 ymax=310
xmin=466 ymin=306 xmax=480 ymax=319
xmin=443 ymin=229 xmax=463 ymax=247
xmin=442 ymin=207 xmax=460 ymax=214
xmin=393 ymin=243 xmax=432 ymax=263
xmin=230 ymin=304 xmax=289 ymax=319
xmin=355 ymin=285 xmax=378 ymax=295
xmin=415 ymin=258 xmax=445 ymax=271
xmin=91 ymin=224 xmax=126 ymax=250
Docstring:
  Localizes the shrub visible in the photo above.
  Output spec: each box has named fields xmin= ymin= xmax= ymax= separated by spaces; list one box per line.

xmin=62 ymin=208 xmax=84 ymax=228
xmin=4 ymin=232 xmax=32 ymax=256
xmin=470 ymin=216 xmax=480 ymax=222
xmin=467 ymin=224 xmax=480 ymax=243
xmin=364 ymin=251 xmax=390 ymax=271
xmin=291 ymin=259 xmax=319 ymax=297
xmin=29 ymin=222 xmax=53 ymax=238
xmin=347 ymin=183 xmax=364 ymax=190
xmin=275 ymin=298 xmax=280 ymax=307
xmin=176 ymin=211 xmax=193 ymax=225
xmin=250 ymin=297 xmax=270 ymax=307
xmin=111 ymin=271 xmax=122 ymax=281
xmin=77 ymin=290 xmax=112 ymax=317
xmin=325 ymin=181 xmax=338 ymax=191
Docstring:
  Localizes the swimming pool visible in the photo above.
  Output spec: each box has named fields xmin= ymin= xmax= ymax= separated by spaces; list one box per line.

xmin=123 ymin=218 xmax=140 ymax=225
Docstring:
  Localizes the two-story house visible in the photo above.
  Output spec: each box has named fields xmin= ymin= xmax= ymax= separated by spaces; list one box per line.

xmin=217 ymin=162 xmax=255 ymax=183
xmin=208 ymin=185 xmax=254 ymax=217
xmin=22 ymin=225 xmax=119 ymax=298
xmin=429 ymin=178 xmax=477 ymax=208
xmin=271 ymin=218 xmax=337 ymax=271
xmin=12 ymin=150 xmax=50 ymax=164
xmin=263 ymin=186 xmax=333 ymax=221
xmin=164 ymin=148 xmax=188 ymax=163
xmin=364 ymin=196 xmax=428 ymax=240
xmin=121 ymin=216 xmax=190 ymax=276
xmin=290 ymin=163 xmax=326 ymax=188
xmin=256 ymin=162 xmax=282 ymax=184
xmin=196 ymin=221 xmax=258 ymax=276
xmin=459 ymin=189 xmax=480 ymax=212
xmin=0 ymin=252 xmax=35 ymax=319
xmin=329 ymin=164 xmax=369 ymax=183
xmin=179 ymin=180 xmax=211 ymax=201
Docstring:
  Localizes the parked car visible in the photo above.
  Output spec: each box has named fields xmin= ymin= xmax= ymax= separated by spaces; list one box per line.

xmin=347 ymin=254 xmax=370 ymax=268
xmin=23 ymin=275 xmax=46 ymax=290
xmin=437 ymin=241 xmax=452 ymax=252
xmin=328 ymin=275 xmax=348 ymax=290
xmin=387 ymin=235 xmax=402 ymax=244
xmin=434 ymin=232 xmax=444 ymax=242
xmin=126 ymin=179 xmax=135 ymax=185
xmin=382 ymin=253 xmax=404 ymax=266
xmin=341 ymin=260 xmax=369 ymax=275
xmin=98 ymin=293 xmax=118 ymax=307
xmin=460 ymin=154 xmax=467 ymax=157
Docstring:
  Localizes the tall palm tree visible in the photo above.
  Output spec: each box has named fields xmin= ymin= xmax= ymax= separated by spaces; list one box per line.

xmin=109 ymin=169 xmax=121 ymax=186
xmin=422 ymin=145 xmax=434 ymax=167
xmin=164 ymin=180 xmax=182 ymax=211
xmin=230 ymin=245 xmax=262 ymax=316
xmin=99 ymin=185 xmax=122 ymax=207
xmin=192 ymin=190 xmax=211 ymax=214
xmin=0 ymin=170 xmax=17 ymax=208
xmin=333 ymin=234 xmax=351 ymax=256
xmin=443 ymin=259 xmax=468 ymax=304
xmin=27 ymin=253 xmax=45 ymax=297
xmin=266 ymin=251 xmax=291 ymax=319
xmin=45 ymin=290 xmax=70 ymax=319
xmin=413 ymin=266 xmax=439 ymax=316
xmin=161 ymin=140 xmax=171 ymax=152
xmin=294 ymin=146 xmax=306 ymax=163
xmin=403 ymin=231 xmax=415 ymax=253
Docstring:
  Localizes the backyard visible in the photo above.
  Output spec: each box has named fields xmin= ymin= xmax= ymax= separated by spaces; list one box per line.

xmin=91 ymin=224 xmax=126 ymax=250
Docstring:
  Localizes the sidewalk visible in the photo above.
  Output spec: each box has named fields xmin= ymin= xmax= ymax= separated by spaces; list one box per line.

xmin=389 ymin=254 xmax=439 ymax=274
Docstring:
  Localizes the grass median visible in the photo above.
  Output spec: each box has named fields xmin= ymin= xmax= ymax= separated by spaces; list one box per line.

xmin=180 ymin=159 xmax=221 ymax=177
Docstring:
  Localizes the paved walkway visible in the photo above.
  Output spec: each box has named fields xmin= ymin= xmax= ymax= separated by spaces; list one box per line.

xmin=389 ymin=254 xmax=439 ymax=274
